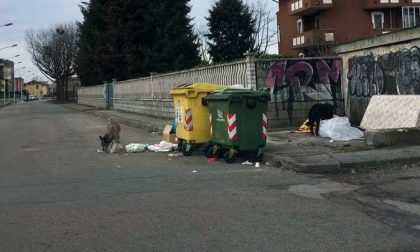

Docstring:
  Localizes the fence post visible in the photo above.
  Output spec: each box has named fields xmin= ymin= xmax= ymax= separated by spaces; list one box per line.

xmin=244 ymin=52 xmax=257 ymax=90
xmin=150 ymin=72 xmax=157 ymax=99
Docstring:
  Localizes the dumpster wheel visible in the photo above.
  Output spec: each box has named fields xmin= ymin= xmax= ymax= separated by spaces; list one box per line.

xmin=204 ymin=144 xmax=220 ymax=158
xmin=224 ymin=148 xmax=238 ymax=164
xmin=181 ymin=142 xmax=193 ymax=156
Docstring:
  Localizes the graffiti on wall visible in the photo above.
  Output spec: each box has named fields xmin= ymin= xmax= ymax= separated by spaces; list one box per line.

xmin=347 ymin=46 xmax=420 ymax=125
xmin=348 ymin=46 xmax=420 ymax=98
xmin=347 ymin=56 xmax=385 ymax=98
xmin=262 ymin=59 xmax=342 ymax=102
xmin=257 ymin=58 xmax=343 ymax=123
xmin=396 ymin=47 xmax=420 ymax=95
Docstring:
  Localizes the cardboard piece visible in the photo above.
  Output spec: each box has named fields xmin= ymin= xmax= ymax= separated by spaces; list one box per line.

xmin=163 ymin=125 xmax=177 ymax=143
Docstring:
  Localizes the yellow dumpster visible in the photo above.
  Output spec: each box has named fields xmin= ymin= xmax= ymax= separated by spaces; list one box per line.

xmin=170 ymin=83 xmax=224 ymax=156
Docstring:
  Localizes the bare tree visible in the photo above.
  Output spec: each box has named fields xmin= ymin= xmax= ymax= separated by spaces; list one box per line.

xmin=251 ymin=0 xmax=278 ymax=56
xmin=26 ymin=23 xmax=78 ymax=100
xmin=195 ymin=23 xmax=212 ymax=65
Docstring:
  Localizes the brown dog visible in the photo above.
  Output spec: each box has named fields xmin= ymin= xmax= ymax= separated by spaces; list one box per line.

xmin=99 ymin=118 xmax=121 ymax=153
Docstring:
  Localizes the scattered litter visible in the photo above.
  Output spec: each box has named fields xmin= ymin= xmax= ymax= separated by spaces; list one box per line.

xmin=242 ymin=160 xmax=254 ymax=165
xmin=168 ymin=153 xmax=183 ymax=157
xmin=97 ymin=149 xmax=104 ymax=153
xmin=125 ymin=143 xmax=148 ymax=153
xmin=192 ymin=170 xmax=198 ymax=173
xmin=117 ymin=165 xmax=123 ymax=168
xmin=351 ymin=169 xmax=356 ymax=174
xmin=152 ymin=131 xmax=160 ymax=135
xmin=148 ymin=141 xmax=178 ymax=152
xmin=255 ymin=162 xmax=260 ymax=168
xmin=207 ymin=157 xmax=219 ymax=162
xmin=329 ymin=140 xmax=334 ymax=143
xmin=265 ymin=162 xmax=270 ymax=166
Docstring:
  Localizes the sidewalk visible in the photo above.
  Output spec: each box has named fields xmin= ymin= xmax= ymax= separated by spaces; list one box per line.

xmin=62 ymin=103 xmax=420 ymax=173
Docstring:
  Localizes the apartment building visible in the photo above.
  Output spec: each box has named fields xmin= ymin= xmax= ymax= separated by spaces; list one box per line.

xmin=275 ymin=0 xmax=420 ymax=56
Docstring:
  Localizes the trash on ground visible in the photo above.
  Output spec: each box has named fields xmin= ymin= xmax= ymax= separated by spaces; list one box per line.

xmin=192 ymin=170 xmax=198 ymax=173
xmin=329 ymin=140 xmax=334 ymax=143
xmin=125 ymin=143 xmax=148 ymax=153
xmin=162 ymin=125 xmax=177 ymax=143
xmin=319 ymin=117 xmax=364 ymax=141
xmin=207 ymin=157 xmax=219 ymax=162
xmin=297 ymin=119 xmax=312 ymax=133
xmin=148 ymin=140 xmax=178 ymax=152
xmin=168 ymin=153 xmax=183 ymax=157
xmin=242 ymin=160 xmax=254 ymax=165
xmin=255 ymin=162 xmax=260 ymax=168
xmin=97 ymin=149 xmax=105 ymax=153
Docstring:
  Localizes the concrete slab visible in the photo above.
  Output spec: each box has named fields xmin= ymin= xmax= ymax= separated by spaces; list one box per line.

xmin=360 ymin=95 xmax=420 ymax=130
xmin=365 ymin=128 xmax=420 ymax=147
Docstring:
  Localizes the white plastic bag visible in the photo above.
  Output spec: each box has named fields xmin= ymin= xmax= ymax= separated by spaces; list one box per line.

xmin=319 ymin=117 xmax=364 ymax=141
xmin=125 ymin=143 xmax=147 ymax=153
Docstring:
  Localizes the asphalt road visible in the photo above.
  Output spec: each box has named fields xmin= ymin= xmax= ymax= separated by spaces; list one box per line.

xmin=1 ymin=101 xmax=420 ymax=251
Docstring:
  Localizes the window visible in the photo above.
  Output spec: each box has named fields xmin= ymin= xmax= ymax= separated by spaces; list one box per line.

xmin=403 ymin=7 xmax=420 ymax=28
xmin=297 ymin=19 xmax=303 ymax=33
xmin=372 ymin=12 xmax=384 ymax=29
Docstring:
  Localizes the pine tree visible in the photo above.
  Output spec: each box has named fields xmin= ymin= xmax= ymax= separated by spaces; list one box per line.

xmin=76 ymin=0 xmax=108 ymax=86
xmin=206 ymin=0 xmax=256 ymax=63
xmin=76 ymin=0 xmax=200 ymax=86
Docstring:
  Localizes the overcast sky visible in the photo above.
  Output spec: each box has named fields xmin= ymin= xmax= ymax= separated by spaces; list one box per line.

xmin=0 ymin=0 xmax=277 ymax=83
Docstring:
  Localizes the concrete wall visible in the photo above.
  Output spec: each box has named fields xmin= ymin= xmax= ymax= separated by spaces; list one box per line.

xmin=334 ymin=27 xmax=420 ymax=125
xmin=78 ymin=55 xmax=346 ymax=128
xmin=256 ymin=57 xmax=344 ymax=127
xmin=78 ymin=84 xmax=107 ymax=109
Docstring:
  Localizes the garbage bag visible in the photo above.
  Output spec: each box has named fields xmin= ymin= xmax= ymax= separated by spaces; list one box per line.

xmin=319 ymin=117 xmax=364 ymax=141
xmin=125 ymin=143 xmax=147 ymax=153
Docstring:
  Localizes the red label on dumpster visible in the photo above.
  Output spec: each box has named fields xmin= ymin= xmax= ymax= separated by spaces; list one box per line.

xmin=227 ymin=113 xmax=237 ymax=141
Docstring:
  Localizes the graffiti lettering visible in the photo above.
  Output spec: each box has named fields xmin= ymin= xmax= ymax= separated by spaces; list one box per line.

xmin=347 ymin=55 xmax=385 ymax=98
xmin=396 ymin=46 xmax=420 ymax=95
xmin=264 ymin=59 xmax=342 ymax=102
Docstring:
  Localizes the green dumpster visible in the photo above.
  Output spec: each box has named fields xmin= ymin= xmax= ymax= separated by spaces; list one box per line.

xmin=204 ymin=88 xmax=270 ymax=163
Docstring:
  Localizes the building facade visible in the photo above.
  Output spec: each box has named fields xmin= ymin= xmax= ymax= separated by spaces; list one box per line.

xmin=0 ymin=59 xmax=15 ymax=95
xmin=275 ymin=0 xmax=420 ymax=56
xmin=24 ymin=80 xmax=50 ymax=98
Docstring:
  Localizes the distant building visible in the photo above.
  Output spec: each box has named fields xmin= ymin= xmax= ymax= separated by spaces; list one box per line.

xmin=24 ymin=80 xmax=50 ymax=98
xmin=0 ymin=59 xmax=15 ymax=94
xmin=275 ymin=0 xmax=420 ymax=56
xmin=14 ymin=77 xmax=24 ymax=93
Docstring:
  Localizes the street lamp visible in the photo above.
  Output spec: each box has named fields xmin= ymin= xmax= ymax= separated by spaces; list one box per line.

xmin=0 ymin=23 xmax=13 ymax=28
xmin=5 ymin=54 xmax=19 ymax=60
xmin=0 ymin=44 xmax=17 ymax=52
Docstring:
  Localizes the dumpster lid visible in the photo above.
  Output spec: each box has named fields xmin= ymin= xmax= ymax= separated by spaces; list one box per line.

xmin=170 ymin=83 xmax=225 ymax=95
xmin=205 ymin=87 xmax=270 ymax=100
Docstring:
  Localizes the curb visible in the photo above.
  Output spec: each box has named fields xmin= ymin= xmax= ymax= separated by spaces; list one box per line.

xmin=264 ymin=150 xmax=420 ymax=174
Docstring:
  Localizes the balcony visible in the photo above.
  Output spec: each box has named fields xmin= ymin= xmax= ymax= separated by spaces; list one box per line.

xmin=364 ymin=0 xmax=420 ymax=9
xmin=289 ymin=0 xmax=333 ymax=16
xmin=292 ymin=29 xmax=335 ymax=49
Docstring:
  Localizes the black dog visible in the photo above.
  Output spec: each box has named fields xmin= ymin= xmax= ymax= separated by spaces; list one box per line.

xmin=306 ymin=103 xmax=334 ymax=136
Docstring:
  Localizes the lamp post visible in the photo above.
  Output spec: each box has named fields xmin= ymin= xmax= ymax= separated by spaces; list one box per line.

xmin=0 ymin=23 xmax=13 ymax=28
xmin=0 ymin=44 xmax=17 ymax=52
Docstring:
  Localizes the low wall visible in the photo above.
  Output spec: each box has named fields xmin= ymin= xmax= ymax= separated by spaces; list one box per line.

xmin=257 ymin=57 xmax=345 ymax=127
xmin=334 ymin=27 xmax=420 ymax=125
xmin=78 ymin=54 xmax=346 ymax=128
xmin=113 ymin=98 xmax=174 ymax=119
xmin=78 ymin=85 xmax=106 ymax=109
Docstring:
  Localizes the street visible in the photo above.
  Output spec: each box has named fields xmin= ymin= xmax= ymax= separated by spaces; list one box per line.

xmin=0 ymin=101 xmax=420 ymax=251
